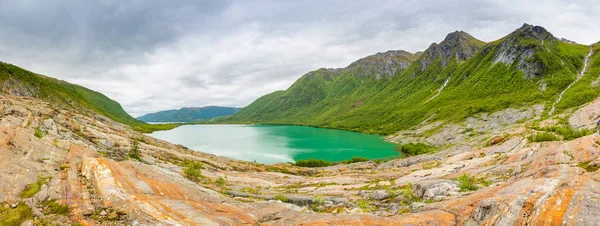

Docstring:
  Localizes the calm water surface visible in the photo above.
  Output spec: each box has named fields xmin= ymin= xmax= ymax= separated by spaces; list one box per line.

xmin=149 ymin=125 xmax=401 ymax=164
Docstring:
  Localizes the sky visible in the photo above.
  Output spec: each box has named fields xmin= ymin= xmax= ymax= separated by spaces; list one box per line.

xmin=0 ymin=0 xmax=598 ymax=116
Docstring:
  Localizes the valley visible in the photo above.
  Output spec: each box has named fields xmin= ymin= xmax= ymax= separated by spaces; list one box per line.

xmin=0 ymin=23 xmax=600 ymax=225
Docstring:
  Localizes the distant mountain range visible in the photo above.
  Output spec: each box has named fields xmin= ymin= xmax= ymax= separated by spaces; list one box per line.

xmin=222 ymin=24 xmax=600 ymax=134
xmin=137 ymin=106 xmax=241 ymax=123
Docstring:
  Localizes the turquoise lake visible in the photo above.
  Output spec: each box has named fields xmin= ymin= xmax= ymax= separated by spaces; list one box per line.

xmin=149 ymin=125 xmax=401 ymax=164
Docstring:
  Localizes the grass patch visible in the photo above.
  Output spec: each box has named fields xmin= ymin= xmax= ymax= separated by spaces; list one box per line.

xmin=422 ymin=160 xmax=441 ymax=170
xmin=396 ymin=143 xmax=436 ymax=156
xmin=577 ymin=160 xmax=599 ymax=172
xmin=20 ymin=176 xmax=50 ymax=198
xmin=356 ymin=200 xmax=374 ymax=212
xmin=0 ymin=202 xmax=33 ymax=226
xmin=528 ymin=132 xmax=560 ymax=142
xmin=294 ymin=159 xmax=333 ymax=167
xmin=42 ymin=200 xmax=69 ymax=215
xmin=273 ymin=194 xmax=289 ymax=203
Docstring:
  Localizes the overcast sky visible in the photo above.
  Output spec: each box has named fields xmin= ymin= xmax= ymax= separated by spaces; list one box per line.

xmin=0 ymin=0 xmax=598 ymax=116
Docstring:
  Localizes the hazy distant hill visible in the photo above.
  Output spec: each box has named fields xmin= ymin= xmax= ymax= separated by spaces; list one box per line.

xmin=137 ymin=106 xmax=240 ymax=122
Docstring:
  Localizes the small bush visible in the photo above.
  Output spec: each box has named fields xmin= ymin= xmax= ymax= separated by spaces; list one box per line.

xmin=34 ymin=126 xmax=46 ymax=138
xmin=344 ymin=157 xmax=369 ymax=164
xmin=396 ymin=143 xmax=436 ymax=156
xmin=183 ymin=161 xmax=204 ymax=182
xmin=457 ymin=174 xmax=478 ymax=191
xmin=21 ymin=176 xmax=50 ymax=198
xmin=456 ymin=174 xmax=490 ymax=191
xmin=312 ymin=195 xmax=324 ymax=205
xmin=528 ymin=132 xmax=560 ymax=142
xmin=128 ymin=140 xmax=141 ymax=161
xmin=294 ymin=159 xmax=332 ymax=167
xmin=273 ymin=194 xmax=289 ymax=203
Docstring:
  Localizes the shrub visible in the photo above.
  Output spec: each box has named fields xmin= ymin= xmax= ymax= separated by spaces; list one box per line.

xmin=312 ymin=195 xmax=324 ymax=205
xmin=528 ymin=132 xmax=560 ymax=142
xmin=456 ymin=174 xmax=490 ymax=191
xmin=34 ymin=126 xmax=46 ymax=138
xmin=274 ymin=194 xmax=289 ymax=203
xmin=183 ymin=161 xmax=204 ymax=182
xmin=294 ymin=159 xmax=332 ymax=167
xmin=344 ymin=157 xmax=369 ymax=164
xmin=396 ymin=143 xmax=436 ymax=156
xmin=215 ymin=176 xmax=227 ymax=187
xmin=128 ymin=140 xmax=141 ymax=161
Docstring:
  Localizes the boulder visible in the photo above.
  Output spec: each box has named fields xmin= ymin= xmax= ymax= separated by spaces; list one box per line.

xmin=370 ymin=190 xmax=390 ymax=200
xmin=414 ymin=180 xmax=459 ymax=200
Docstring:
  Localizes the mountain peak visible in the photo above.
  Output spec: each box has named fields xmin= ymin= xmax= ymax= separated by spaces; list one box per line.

xmin=510 ymin=23 xmax=554 ymax=41
xmin=419 ymin=31 xmax=485 ymax=71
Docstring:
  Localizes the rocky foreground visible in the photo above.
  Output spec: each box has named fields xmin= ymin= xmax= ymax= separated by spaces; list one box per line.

xmin=1 ymin=94 xmax=600 ymax=225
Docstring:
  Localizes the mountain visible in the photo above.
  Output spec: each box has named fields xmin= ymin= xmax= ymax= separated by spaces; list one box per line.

xmin=225 ymin=24 xmax=599 ymax=135
xmin=137 ymin=106 xmax=240 ymax=122
xmin=0 ymin=62 xmax=176 ymax=132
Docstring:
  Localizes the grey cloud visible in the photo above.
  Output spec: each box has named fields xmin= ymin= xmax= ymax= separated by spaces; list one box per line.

xmin=0 ymin=0 xmax=598 ymax=116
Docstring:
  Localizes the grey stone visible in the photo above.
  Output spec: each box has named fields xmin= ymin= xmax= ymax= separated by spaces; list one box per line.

xmin=410 ymin=202 xmax=425 ymax=212
xmin=370 ymin=190 xmax=390 ymax=200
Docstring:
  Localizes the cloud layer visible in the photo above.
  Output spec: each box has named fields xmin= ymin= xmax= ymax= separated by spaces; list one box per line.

xmin=0 ymin=0 xmax=598 ymax=116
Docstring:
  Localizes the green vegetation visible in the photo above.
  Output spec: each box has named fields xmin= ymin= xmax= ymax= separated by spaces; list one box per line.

xmin=128 ymin=140 xmax=141 ymax=161
xmin=137 ymin=106 xmax=240 ymax=123
xmin=356 ymin=200 xmax=374 ymax=212
xmin=0 ymin=61 xmax=180 ymax=133
xmin=273 ymin=194 xmax=289 ymax=202
xmin=577 ymin=160 xmax=599 ymax=172
xmin=183 ymin=161 xmax=204 ymax=182
xmin=294 ymin=159 xmax=333 ymax=167
xmin=34 ymin=126 xmax=46 ymax=138
xmin=398 ymin=183 xmax=421 ymax=204
xmin=343 ymin=157 xmax=369 ymax=164
xmin=215 ymin=176 xmax=227 ymax=187
xmin=456 ymin=174 xmax=491 ymax=191
xmin=20 ymin=176 xmax=50 ymax=198
xmin=396 ymin=143 xmax=436 ymax=156
xmin=0 ymin=202 xmax=33 ymax=226
xmin=42 ymin=200 xmax=69 ymax=215
xmin=528 ymin=132 xmax=560 ymax=142
xmin=529 ymin=122 xmax=593 ymax=142
xmin=218 ymin=25 xmax=597 ymax=136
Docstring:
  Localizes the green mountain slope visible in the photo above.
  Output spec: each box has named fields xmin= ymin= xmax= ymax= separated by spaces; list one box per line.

xmin=225 ymin=24 xmax=599 ymax=135
xmin=137 ymin=106 xmax=240 ymax=123
xmin=0 ymin=62 xmax=177 ymax=132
